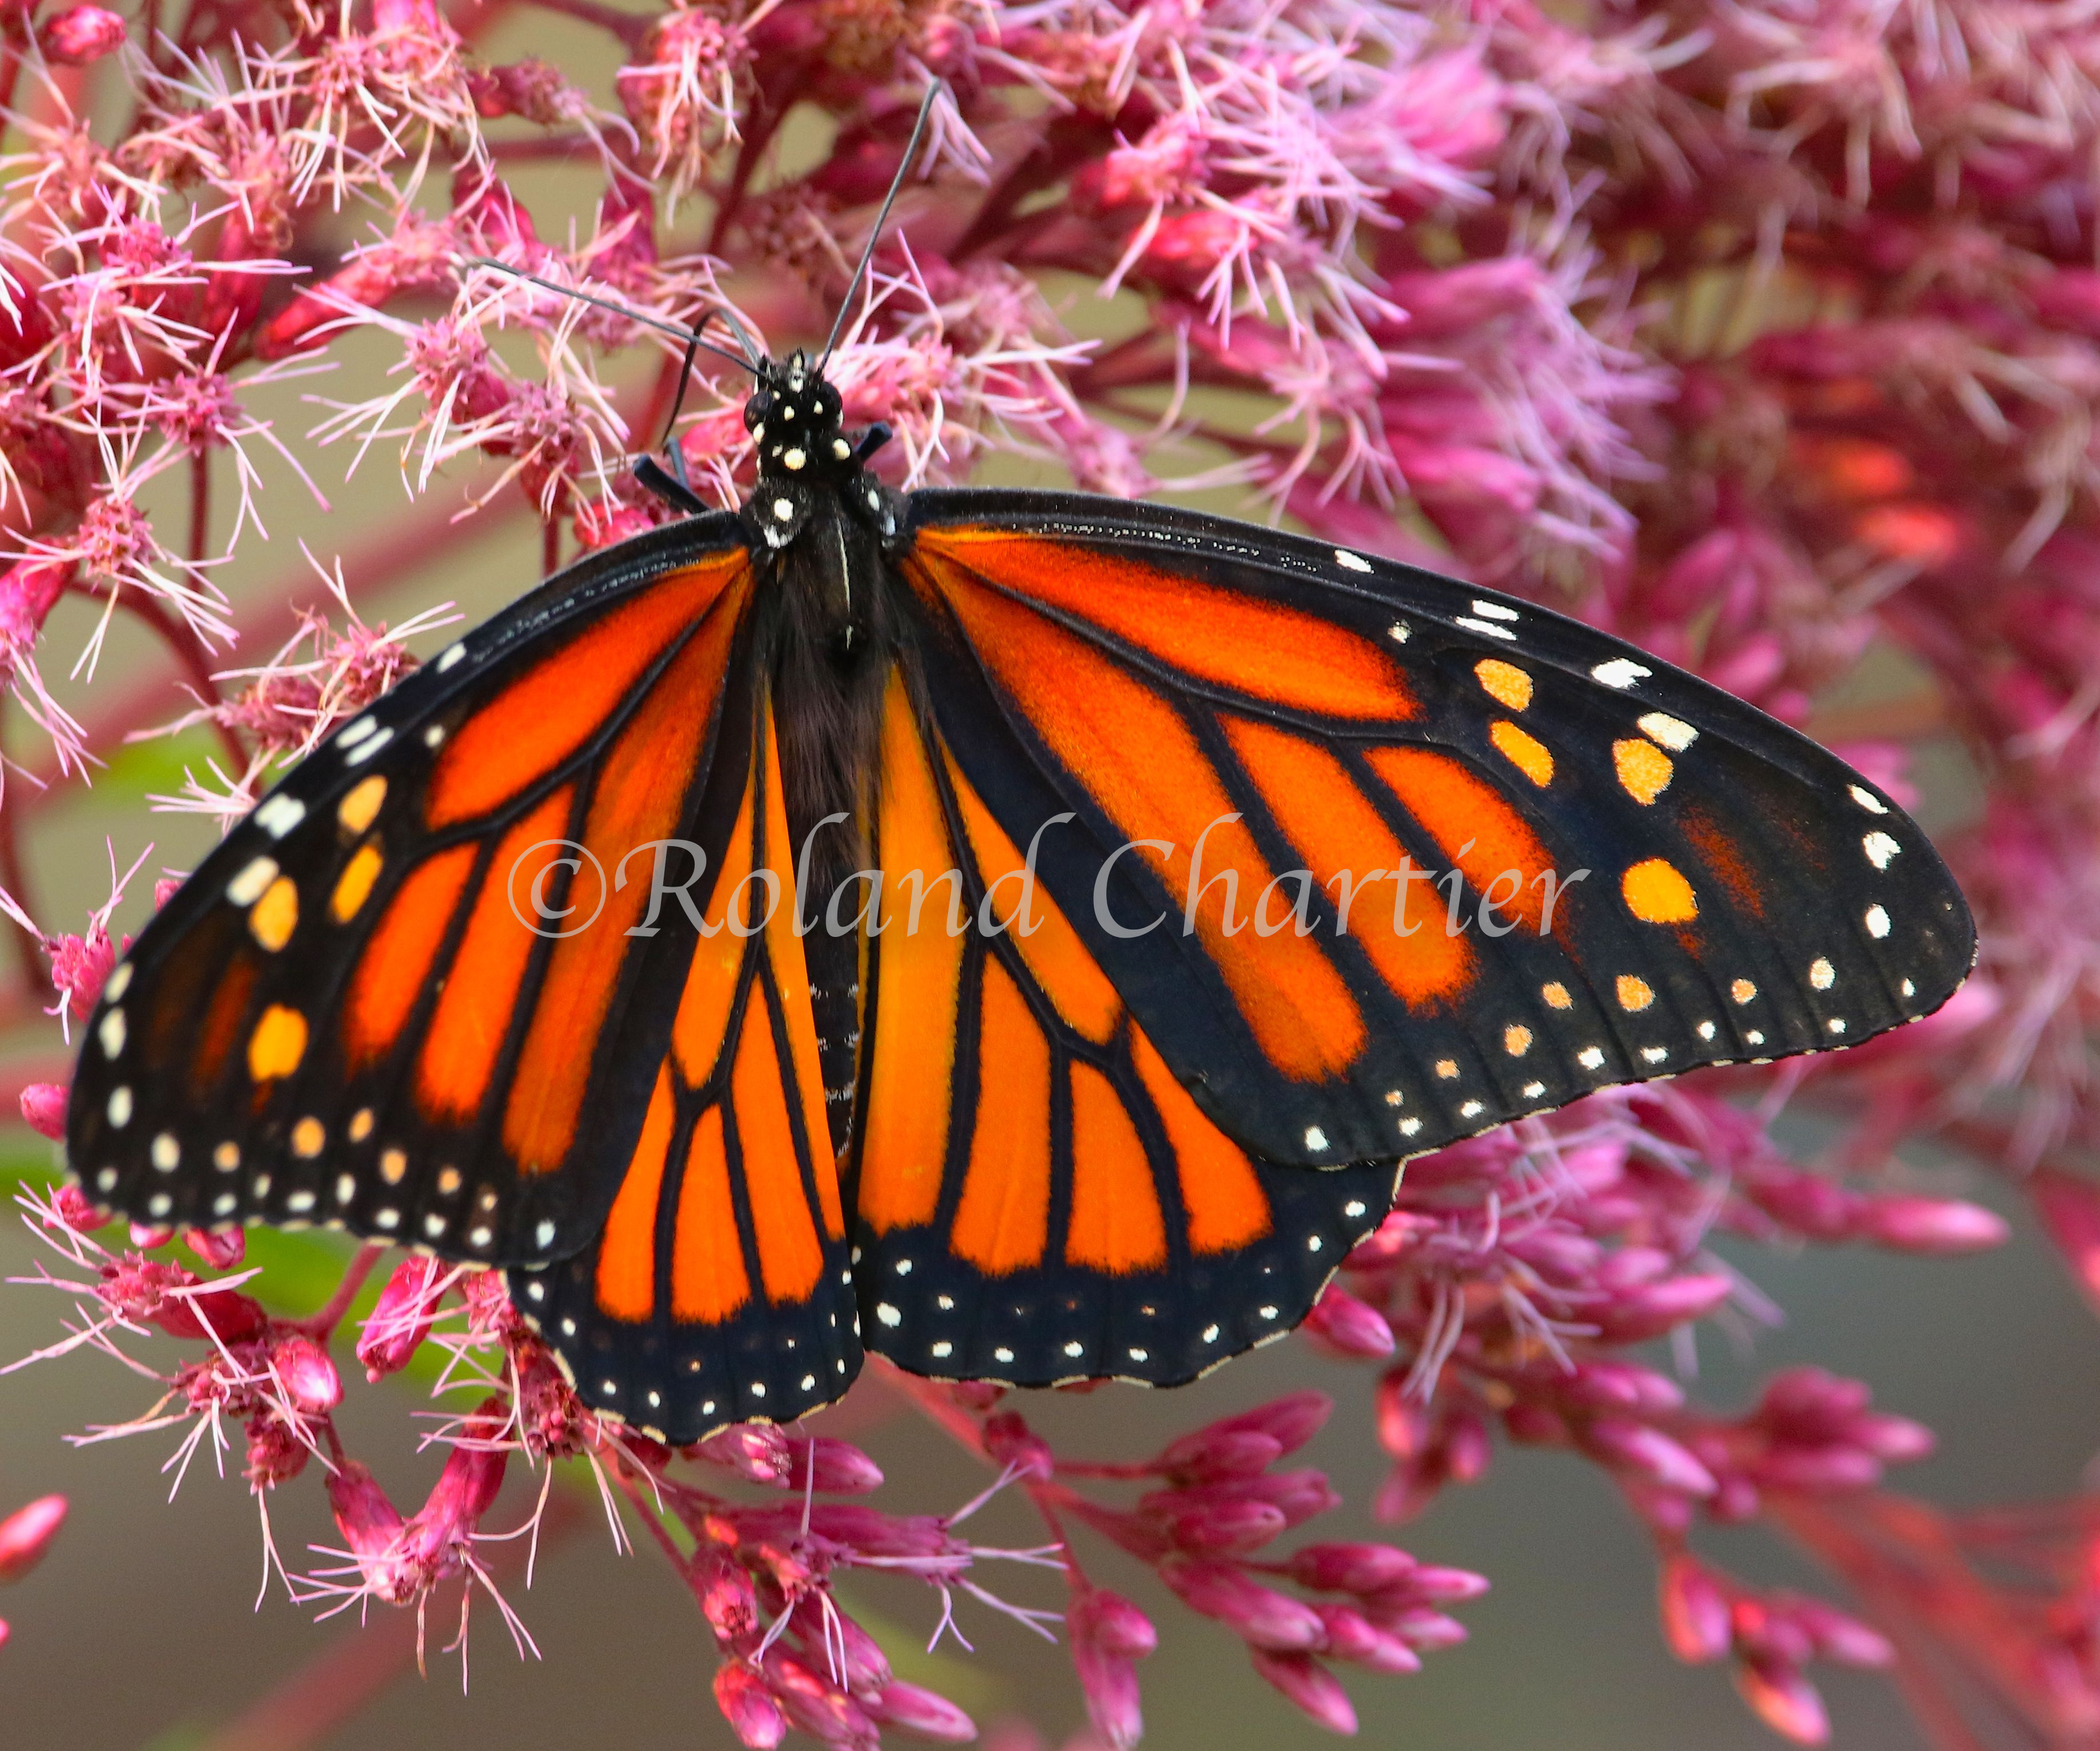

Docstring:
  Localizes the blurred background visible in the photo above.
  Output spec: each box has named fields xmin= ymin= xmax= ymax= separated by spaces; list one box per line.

xmin=0 ymin=0 xmax=2093 ymax=1747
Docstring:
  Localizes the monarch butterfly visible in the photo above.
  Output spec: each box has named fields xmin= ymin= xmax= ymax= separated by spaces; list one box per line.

xmin=62 ymin=95 xmax=1973 ymax=1446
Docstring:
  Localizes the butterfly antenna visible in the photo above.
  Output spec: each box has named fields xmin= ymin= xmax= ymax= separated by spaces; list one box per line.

xmin=467 ymin=258 xmax=768 ymax=487
xmin=818 ymin=81 xmax=943 ymax=368
xmin=467 ymin=258 xmax=762 ymax=375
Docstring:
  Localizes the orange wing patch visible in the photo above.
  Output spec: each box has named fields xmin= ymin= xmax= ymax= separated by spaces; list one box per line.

xmin=1130 ymin=1028 xmax=1270 ymax=1254
xmin=346 ymin=844 xmax=476 ymax=1068
xmin=671 ymin=1106 xmax=750 ymax=1322
xmin=858 ymin=675 xmax=965 ymax=1235
xmin=416 ymin=787 xmax=572 ymax=1123
xmin=914 ymin=531 xmax=1417 ymax=722
xmin=926 ymin=571 xmax=1365 ymax=1082
xmin=1222 ymin=715 xmax=1472 ymax=1008
xmin=1365 ymin=747 xmax=1557 ymax=933
xmin=504 ymin=585 xmax=744 ymax=1174
xmin=950 ymin=957 xmax=1053 ymax=1275
xmin=427 ymin=552 xmax=747 ymax=829
xmin=595 ymin=1064 xmax=678 ymax=1322
xmin=1066 ymin=1060 xmax=1168 ymax=1273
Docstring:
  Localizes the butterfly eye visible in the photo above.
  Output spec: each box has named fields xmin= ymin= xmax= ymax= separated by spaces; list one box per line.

xmin=743 ymin=392 xmax=774 ymax=432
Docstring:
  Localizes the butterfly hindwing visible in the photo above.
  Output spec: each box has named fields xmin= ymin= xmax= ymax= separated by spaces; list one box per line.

xmin=515 ymin=693 xmax=861 ymax=1439
xmin=895 ymin=490 xmax=1974 ymax=1168
xmin=68 ymin=520 xmax=755 ymax=1267
xmin=850 ymin=673 xmax=1395 ymax=1386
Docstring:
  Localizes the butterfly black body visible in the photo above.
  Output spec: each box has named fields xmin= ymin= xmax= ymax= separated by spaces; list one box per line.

xmin=63 ymin=332 xmax=1976 ymax=1445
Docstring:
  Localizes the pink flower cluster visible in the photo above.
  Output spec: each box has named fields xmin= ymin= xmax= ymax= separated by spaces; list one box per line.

xmin=0 ymin=1 xmax=2095 ymax=1747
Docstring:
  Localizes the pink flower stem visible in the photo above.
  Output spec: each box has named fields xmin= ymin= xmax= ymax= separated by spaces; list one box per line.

xmin=72 ymin=582 xmax=245 ymax=768
xmin=293 ymin=1244 xmax=385 ymax=1342
xmin=189 ymin=451 xmax=210 ymax=568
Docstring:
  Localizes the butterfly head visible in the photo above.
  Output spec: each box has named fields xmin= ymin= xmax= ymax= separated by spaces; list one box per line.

xmin=745 ymin=350 xmax=850 ymax=482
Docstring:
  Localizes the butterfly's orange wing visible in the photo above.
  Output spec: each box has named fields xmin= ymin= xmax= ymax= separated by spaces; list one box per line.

xmin=69 ymin=524 xmax=758 ymax=1271
xmin=515 ymin=696 xmax=858 ymax=1437
xmin=892 ymin=493 xmax=1974 ymax=1168
xmin=850 ymin=673 xmax=1396 ymax=1385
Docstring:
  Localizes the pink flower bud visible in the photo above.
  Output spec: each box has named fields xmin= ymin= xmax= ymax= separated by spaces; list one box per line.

xmin=784 ymin=1437 xmax=883 ymax=1494
xmin=1152 ymin=1494 xmax=1287 ymax=1557
xmin=1157 ymin=1392 xmax=1329 ymax=1475
xmin=0 ymin=1495 xmax=66 ymax=1582
xmin=1592 ymin=1274 xmax=1734 ymax=1341
xmin=981 ymin=1411 xmax=1054 ymax=1480
xmin=358 ymin=1255 xmax=447 ymax=1380
xmin=1752 ymin=1447 xmax=1882 ymax=1492
xmin=1734 ymin=1657 xmax=1830 ymax=1745
xmin=715 ymin=1662 xmax=788 ymax=1750
xmin=1159 ymin=1558 xmax=1325 ymax=1650
xmin=51 ymin=1185 xmax=100 ymax=1231
xmin=184 ymin=1227 xmax=245 ymax=1270
xmin=1072 ymin=1585 xmax=1157 ymax=1659
xmin=768 ymin=1652 xmax=880 ymax=1744
xmin=101 ymin=1258 xmax=267 ymax=1343
xmin=1586 ymin=1420 xmax=1719 ymax=1497
xmin=1069 ymin=1585 xmax=1153 ymax=1750
xmin=1787 ymin=1597 xmax=1893 ymax=1669
xmin=1248 ymin=1650 xmax=1357 ymax=1734
xmin=20 ymin=1083 xmax=66 ymax=1139
xmin=1285 ymin=1541 xmax=1417 ymax=1595
xmin=0 ymin=1618 xmax=10 ymax=1648
xmin=694 ymin=1550 xmax=758 ymax=1642
xmin=1314 ymin=1604 xmax=1420 ymax=1673
xmin=868 ymin=1681 xmax=977 ymax=1742
xmin=1155 ymin=1429 xmax=1282 ymax=1482
xmin=1659 ymin=1555 xmax=1733 ymax=1662
xmin=39 ymin=5 xmax=126 ymax=64
xmin=696 ymin=1424 xmax=793 ymax=1486
xmin=1301 ymin=1283 xmax=1396 ymax=1359
xmin=326 ymin=1462 xmax=411 ymax=1603
xmin=1363 ymin=1600 xmax=1470 ymax=1648
xmin=2033 ymin=1168 xmax=2100 ymax=1314
xmin=1859 ymin=1195 xmax=2009 ymax=1254
xmin=129 ymin=1222 xmax=173 ymax=1251
xmin=272 ymin=1334 xmax=343 ymax=1416
xmin=245 ymin=1415 xmax=311 ymax=1490
xmin=1845 ymin=1411 xmax=1934 ymax=1463
xmin=1402 ymin=1565 xmax=1490 ymax=1602
xmin=1562 ymin=1362 xmax=1685 ymax=1414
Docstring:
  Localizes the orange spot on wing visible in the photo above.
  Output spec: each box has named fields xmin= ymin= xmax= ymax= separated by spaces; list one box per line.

xmin=672 ymin=1105 xmax=750 ymax=1323
xmin=595 ymin=1063 xmax=676 ymax=1322
xmin=246 ymin=1003 xmax=308 ymax=1083
xmin=951 ymin=959 xmax=1052 ymax=1274
xmin=925 ymin=566 xmax=1364 ymax=1081
xmin=1130 ymin=1028 xmax=1269 ymax=1254
xmin=859 ymin=677 xmax=964 ymax=1234
xmin=946 ymin=755 xmax=1119 ymax=1043
xmin=1366 ymin=747 xmax=1555 ymax=932
xmin=914 ymin=529 xmax=1418 ymax=720
xmin=1222 ymin=716 xmax=1471 ymax=1008
xmin=1488 ymin=720 xmax=1554 ymax=787
xmin=346 ymin=844 xmax=477 ymax=1067
xmin=1066 ymin=1061 xmax=1167 ymax=1274
xmin=504 ymin=583 xmax=744 ymax=1173
xmin=415 ymin=787 xmax=572 ymax=1124
xmin=733 ymin=983 xmax=826 ymax=1305
xmin=1475 ymin=659 xmax=1533 ymax=711
xmin=1613 ymin=738 xmax=1673 ymax=805
xmin=427 ymin=553 xmax=746 ymax=829
xmin=1623 ymin=856 xmax=1698 ymax=924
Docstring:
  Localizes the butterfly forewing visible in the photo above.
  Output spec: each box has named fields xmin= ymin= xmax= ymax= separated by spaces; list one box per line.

xmin=68 ymin=520 xmax=755 ymax=1268
xmin=851 ymin=672 xmax=1397 ymax=1387
xmin=894 ymin=490 xmax=1974 ymax=1168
